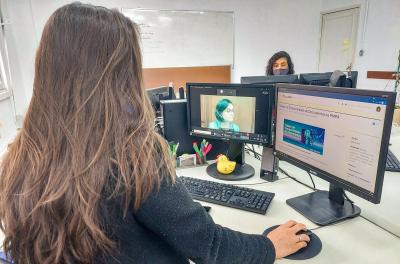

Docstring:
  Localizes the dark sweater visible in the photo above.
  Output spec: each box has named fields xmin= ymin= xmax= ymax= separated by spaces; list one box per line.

xmin=98 ymin=178 xmax=276 ymax=264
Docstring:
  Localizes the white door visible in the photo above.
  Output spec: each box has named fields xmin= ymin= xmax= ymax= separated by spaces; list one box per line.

xmin=318 ymin=8 xmax=360 ymax=72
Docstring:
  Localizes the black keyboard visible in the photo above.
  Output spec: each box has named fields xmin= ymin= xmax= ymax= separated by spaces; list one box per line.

xmin=179 ymin=176 xmax=275 ymax=214
xmin=386 ymin=149 xmax=400 ymax=172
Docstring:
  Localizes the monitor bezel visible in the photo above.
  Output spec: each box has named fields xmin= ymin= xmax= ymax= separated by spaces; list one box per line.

xmin=298 ymin=72 xmax=332 ymax=85
xmin=240 ymin=74 xmax=299 ymax=85
xmin=186 ymin=82 xmax=275 ymax=147
xmin=274 ymin=83 xmax=396 ymax=204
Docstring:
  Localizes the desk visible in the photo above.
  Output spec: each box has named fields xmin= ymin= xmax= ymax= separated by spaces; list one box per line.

xmin=177 ymin=126 xmax=400 ymax=263
xmin=1 ymin=131 xmax=399 ymax=263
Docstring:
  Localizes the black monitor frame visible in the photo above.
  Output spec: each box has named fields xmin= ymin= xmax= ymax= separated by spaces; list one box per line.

xmin=299 ymin=72 xmax=333 ymax=86
xmin=241 ymin=74 xmax=298 ymax=85
xmin=274 ymin=83 xmax=396 ymax=225
xmin=299 ymin=71 xmax=358 ymax=88
xmin=186 ymin=82 xmax=275 ymax=146
xmin=186 ymin=82 xmax=276 ymax=181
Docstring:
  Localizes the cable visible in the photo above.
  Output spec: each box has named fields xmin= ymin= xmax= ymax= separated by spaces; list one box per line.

xmin=245 ymin=149 xmax=261 ymax=160
xmin=342 ymin=190 xmax=354 ymax=204
xmin=281 ymin=169 xmax=400 ymax=239
xmin=279 ymin=164 xmax=400 ymax=240
xmin=279 ymin=167 xmax=318 ymax=191
xmin=243 ymin=152 xmax=400 ymax=240
xmin=232 ymin=176 xmax=289 ymax=186
xmin=244 ymin=144 xmax=262 ymax=160
xmin=308 ymin=219 xmax=350 ymax=232
xmin=281 ymin=166 xmax=356 ymax=204
xmin=307 ymin=171 xmax=316 ymax=190
xmin=359 ymin=215 xmax=400 ymax=240
xmin=308 ymin=217 xmax=400 ymax=240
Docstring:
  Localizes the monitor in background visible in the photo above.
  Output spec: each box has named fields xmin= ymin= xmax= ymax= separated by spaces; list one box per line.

xmin=299 ymin=72 xmax=336 ymax=86
xmin=241 ymin=74 xmax=298 ymax=84
xmin=146 ymin=86 xmax=176 ymax=115
xmin=275 ymin=83 xmax=396 ymax=225
xmin=187 ymin=83 xmax=275 ymax=180
xmin=299 ymin=71 xmax=358 ymax=88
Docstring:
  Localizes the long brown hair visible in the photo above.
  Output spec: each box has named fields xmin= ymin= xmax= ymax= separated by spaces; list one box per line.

xmin=0 ymin=3 xmax=174 ymax=263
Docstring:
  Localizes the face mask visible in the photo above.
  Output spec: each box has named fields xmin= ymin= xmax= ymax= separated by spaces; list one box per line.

xmin=273 ymin=68 xmax=289 ymax=75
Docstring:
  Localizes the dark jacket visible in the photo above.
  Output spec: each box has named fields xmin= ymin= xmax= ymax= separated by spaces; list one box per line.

xmin=98 ymin=178 xmax=276 ymax=264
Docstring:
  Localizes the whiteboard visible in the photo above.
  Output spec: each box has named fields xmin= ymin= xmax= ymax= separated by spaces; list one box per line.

xmin=121 ymin=9 xmax=234 ymax=69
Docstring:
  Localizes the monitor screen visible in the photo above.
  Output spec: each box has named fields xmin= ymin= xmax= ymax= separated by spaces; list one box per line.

xmin=187 ymin=83 xmax=275 ymax=146
xmin=275 ymin=84 xmax=395 ymax=202
xmin=241 ymin=74 xmax=298 ymax=84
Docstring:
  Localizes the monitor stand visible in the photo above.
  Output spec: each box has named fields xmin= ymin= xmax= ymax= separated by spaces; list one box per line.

xmin=206 ymin=141 xmax=255 ymax=181
xmin=286 ymin=184 xmax=361 ymax=226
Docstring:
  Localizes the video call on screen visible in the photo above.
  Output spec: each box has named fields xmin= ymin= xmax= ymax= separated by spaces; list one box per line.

xmin=189 ymin=85 xmax=274 ymax=144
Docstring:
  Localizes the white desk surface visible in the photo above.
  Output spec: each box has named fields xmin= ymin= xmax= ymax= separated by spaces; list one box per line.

xmin=177 ymin=125 xmax=400 ymax=263
xmin=0 ymin=127 xmax=399 ymax=263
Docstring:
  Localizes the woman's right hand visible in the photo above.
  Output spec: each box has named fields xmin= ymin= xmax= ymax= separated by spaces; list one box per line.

xmin=266 ymin=220 xmax=310 ymax=259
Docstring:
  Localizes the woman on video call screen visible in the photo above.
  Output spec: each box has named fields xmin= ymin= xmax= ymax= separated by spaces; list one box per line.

xmin=208 ymin=98 xmax=240 ymax=132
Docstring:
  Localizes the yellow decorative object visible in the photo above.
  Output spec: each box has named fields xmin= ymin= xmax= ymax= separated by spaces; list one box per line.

xmin=342 ymin=39 xmax=350 ymax=52
xmin=216 ymin=155 xmax=236 ymax=174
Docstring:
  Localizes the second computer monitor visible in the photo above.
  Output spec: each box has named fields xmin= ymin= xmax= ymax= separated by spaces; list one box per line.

xmin=275 ymin=83 xmax=395 ymax=225
xmin=241 ymin=74 xmax=298 ymax=85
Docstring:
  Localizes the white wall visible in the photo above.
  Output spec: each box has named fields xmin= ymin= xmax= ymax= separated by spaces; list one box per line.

xmin=2 ymin=0 xmax=36 ymax=118
xmin=321 ymin=0 xmax=400 ymax=91
xmin=0 ymin=99 xmax=17 ymax=152
xmin=0 ymin=0 xmax=19 ymax=152
xmin=5 ymin=0 xmax=322 ymax=112
xmin=2 ymin=0 xmax=399 ymax=148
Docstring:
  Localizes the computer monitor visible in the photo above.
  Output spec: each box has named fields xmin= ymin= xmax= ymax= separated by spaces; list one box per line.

xmin=186 ymin=83 xmax=275 ymax=180
xmin=299 ymin=72 xmax=334 ymax=86
xmin=275 ymin=83 xmax=396 ymax=225
xmin=299 ymin=71 xmax=358 ymax=88
xmin=241 ymin=74 xmax=298 ymax=85
xmin=146 ymin=86 xmax=176 ymax=114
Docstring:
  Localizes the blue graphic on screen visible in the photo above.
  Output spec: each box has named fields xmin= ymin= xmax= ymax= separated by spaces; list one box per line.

xmin=283 ymin=119 xmax=325 ymax=155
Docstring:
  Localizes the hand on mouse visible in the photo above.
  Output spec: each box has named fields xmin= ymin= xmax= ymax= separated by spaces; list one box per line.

xmin=266 ymin=220 xmax=310 ymax=259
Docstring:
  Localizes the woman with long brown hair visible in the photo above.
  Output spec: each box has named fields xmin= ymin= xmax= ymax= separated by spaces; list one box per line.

xmin=0 ymin=3 xmax=309 ymax=263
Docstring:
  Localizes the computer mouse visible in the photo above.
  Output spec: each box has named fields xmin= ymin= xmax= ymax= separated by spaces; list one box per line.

xmin=296 ymin=229 xmax=314 ymax=237
xmin=263 ymin=225 xmax=322 ymax=260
